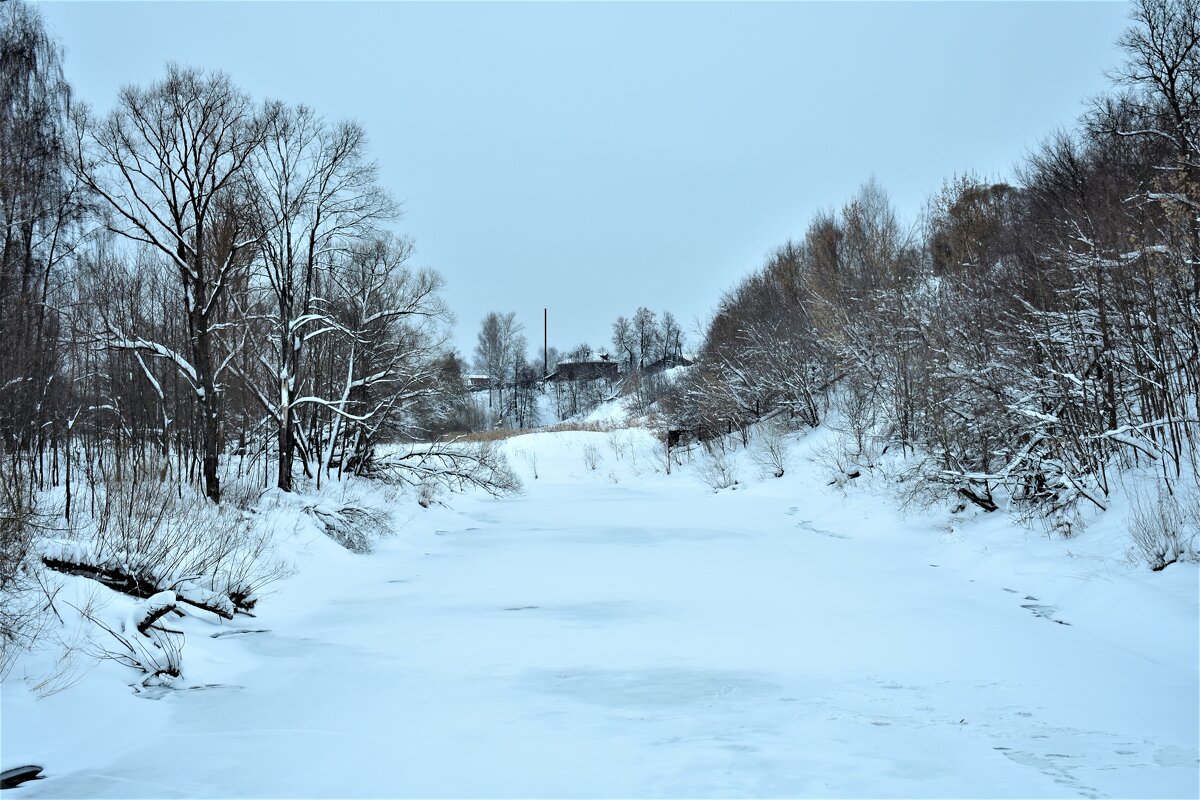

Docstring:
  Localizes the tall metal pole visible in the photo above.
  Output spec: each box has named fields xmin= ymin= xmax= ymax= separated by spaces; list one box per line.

xmin=543 ymin=308 xmax=548 ymax=378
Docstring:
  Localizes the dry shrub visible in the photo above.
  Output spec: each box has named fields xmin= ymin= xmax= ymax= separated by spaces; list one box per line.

xmin=79 ymin=590 xmax=183 ymax=685
xmin=1128 ymin=485 xmax=1200 ymax=571
xmin=374 ymin=441 xmax=521 ymax=498
xmin=811 ymin=435 xmax=870 ymax=491
xmin=546 ymin=420 xmax=633 ymax=434
xmin=1 ymin=461 xmax=55 ymax=676
xmin=581 ymin=443 xmax=602 ymax=471
xmin=450 ymin=428 xmax=526 ymax=443
xmin=306 ymin=502 xmax=390 ymax=553
xmin=698 ymin=449 xmax=738 ymax=491
xmin=512 ymin=448 xmax=539 ymax=480
xmin=752 ymin=422 xmax=790 ymax=478
xmin=47 ymin=479 xmax=288 ymax=615
xmin=448 ymin=419 xmax=639 ymax=444
xmin=417 ymin=480 xmax=441 ymax=508
xmin=607 ymin=431 xmax=631 ymax=460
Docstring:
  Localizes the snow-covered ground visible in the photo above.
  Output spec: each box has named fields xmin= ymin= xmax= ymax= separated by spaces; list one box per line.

xmin=3 ymin=425 xmax=1197 ymax=798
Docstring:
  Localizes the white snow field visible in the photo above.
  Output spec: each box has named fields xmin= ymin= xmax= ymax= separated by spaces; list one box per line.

xmin=3 ymin=424 xmax=1198 ymax=798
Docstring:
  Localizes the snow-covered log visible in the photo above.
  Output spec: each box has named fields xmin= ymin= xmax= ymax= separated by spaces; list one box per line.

xmin=40 ymin=556 xmax=241 ymax=620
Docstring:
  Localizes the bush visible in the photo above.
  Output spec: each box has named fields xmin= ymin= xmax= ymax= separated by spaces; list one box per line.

xmin=752 ymin=422 xmax=790 ymax=478
xmin=697 ymin=448 xmax=738 ymax=491
xmin=45 ymin=479 xmax=287 ymax=616
xmin=1128 ymin=485 xmax=1199 ymax=571
xmin=0 ymin=461 xmax=52 ymax=676
xmin=581 ymin=442 xmax=602 ymax=471
xmin=80 ymin=590 xmax=183 ymax=685
xmin=305 ymin=500 xmax=390 ymax=553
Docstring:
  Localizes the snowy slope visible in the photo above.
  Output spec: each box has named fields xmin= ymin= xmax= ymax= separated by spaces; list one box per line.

xmin=2 ymin=426 xmax=1197 ymax=798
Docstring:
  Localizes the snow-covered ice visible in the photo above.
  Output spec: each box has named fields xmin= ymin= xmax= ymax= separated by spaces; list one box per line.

xmin=3 ymin=427 xmax=1197 ymax=798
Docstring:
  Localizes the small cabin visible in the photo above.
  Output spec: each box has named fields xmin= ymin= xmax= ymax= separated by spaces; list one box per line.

xmin=464 ymin=374 xmax=492 ymax=391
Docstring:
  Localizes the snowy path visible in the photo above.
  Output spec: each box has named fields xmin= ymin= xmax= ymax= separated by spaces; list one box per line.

xmin=5 ymin=431 xmax=1198 ymax=798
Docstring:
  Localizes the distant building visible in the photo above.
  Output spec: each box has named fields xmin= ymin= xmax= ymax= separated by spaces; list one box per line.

xmin=464 ymin=374 xmax=492 ymax=391
xmin=545 ymin=357 xmax=619 ymax=383
xmin=642 ymin=353 xmax=694 ymax=374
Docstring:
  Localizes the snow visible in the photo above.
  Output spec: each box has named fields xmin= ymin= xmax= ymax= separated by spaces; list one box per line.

xmin=2 ymin=425 xmax=1197 ymax=798
xmin=580 ymin=395 xmax=639 ymax=424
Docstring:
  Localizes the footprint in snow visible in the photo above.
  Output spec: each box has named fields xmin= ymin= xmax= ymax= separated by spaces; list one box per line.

xmin=996 ymin=591 xmax=1072 ymax=626
xmin=1021 ymin=602 xmax=1072 ymax=626
xmin=796 ymin=520 xmax=850 ymax=539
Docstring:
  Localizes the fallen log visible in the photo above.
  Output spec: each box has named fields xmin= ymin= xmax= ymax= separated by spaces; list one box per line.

xmin=956 ymin=487 xmax=998 ymax=512
xmin=41 ymin=557 xmax=239 ymax=620
xmin=135 ymin=592 xmax=179 ymax=635
xmin=1 ymin=766 xmax=44 ymax=790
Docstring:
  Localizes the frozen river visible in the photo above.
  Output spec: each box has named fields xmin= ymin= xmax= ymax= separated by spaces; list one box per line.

xmin=5 ymin=430 xmax=1197 ymax=797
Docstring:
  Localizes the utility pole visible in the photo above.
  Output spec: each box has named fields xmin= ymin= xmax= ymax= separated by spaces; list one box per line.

xmin=543 ymin=307 xmax=548 ymax=379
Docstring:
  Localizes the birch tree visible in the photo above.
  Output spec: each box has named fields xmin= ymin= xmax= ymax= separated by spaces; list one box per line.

xmin=248 ymin=103 xmax=394 ymax=490
xmin=314 ymin=236 xmax=449 ymax=478
xmin=474 ymin=311 xmax=523 ymax=424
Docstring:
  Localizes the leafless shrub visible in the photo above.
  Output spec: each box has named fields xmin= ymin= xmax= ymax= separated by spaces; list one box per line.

xmin=0 ymin=461 xmax=57 ymax=676
xmin=832 ymin=379 xmax=880 ymax=460
xmin=607 ymin=431 xmax=631 ymax=460
xmin=77 ymin=591 xmax=182 ymax=685
xmin=417 ymin=480 xmax=441 ymax=508
xmin=648 ymin=432 xmax=671 ymax=474
xmin=891 ymin=455 xmax=960 ymax=512
xmin=373 ymin=441 xmax=521 ymax=497
xmin=45 ymin=479 xmax=288 ymax=616
xmin=752 ymin=423 xmax=790 ymax=478
xmin=1128 ymin=485 xmax=1199 ymax=571
xmin=218 ymin=476 xmax=264 ymax=512
xmin=306 ymin=502 xmax=390 ymax=554
xmin=581 ymin=443 xmax=602 ymax=471
xmin=697 ymin=449 xmax=738 ymax=491
xmin=26 ymin=583 xmax=96 ymax=698
xmin=811 ymin=436 xmax=866 ymax=491
xmin=520 ymin=448 xmax=539 ymax=480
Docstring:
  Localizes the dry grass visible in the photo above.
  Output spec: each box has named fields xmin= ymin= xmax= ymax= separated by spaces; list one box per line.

xmin=447 ymin=419 xmax=642 ymax=443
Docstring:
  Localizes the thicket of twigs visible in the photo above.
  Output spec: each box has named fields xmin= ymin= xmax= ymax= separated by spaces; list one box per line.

xmin=670 ymin=0 xmax=1200 ymax=544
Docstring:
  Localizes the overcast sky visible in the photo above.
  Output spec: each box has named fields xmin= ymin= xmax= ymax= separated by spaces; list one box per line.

xmin=43 ymin=1 xmax=1131 ymax=362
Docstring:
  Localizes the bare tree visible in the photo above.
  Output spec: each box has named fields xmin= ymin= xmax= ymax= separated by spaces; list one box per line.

xmin=474 ymin=311 xmax=523 ymax=425
xmin=658 ymin=310 xmax=684 ymax=363
xmin=72 ymin=65 xmax=271 ymax=502
xmin=611 ymin=315 xmax=635 ymax=371
xmin=314 ymin=236 xmax=450 ymax=477
xmin=632 ymin=306 xmax=659 ymax=370
xmin=247 ymin=103 xmax=394 ymax=490
xmin=0 ymin=1 xmax=79 ymax=459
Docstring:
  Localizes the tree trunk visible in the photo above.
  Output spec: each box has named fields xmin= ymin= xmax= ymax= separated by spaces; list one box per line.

xmin=191 ymin=295 xmax=222 ymax=504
